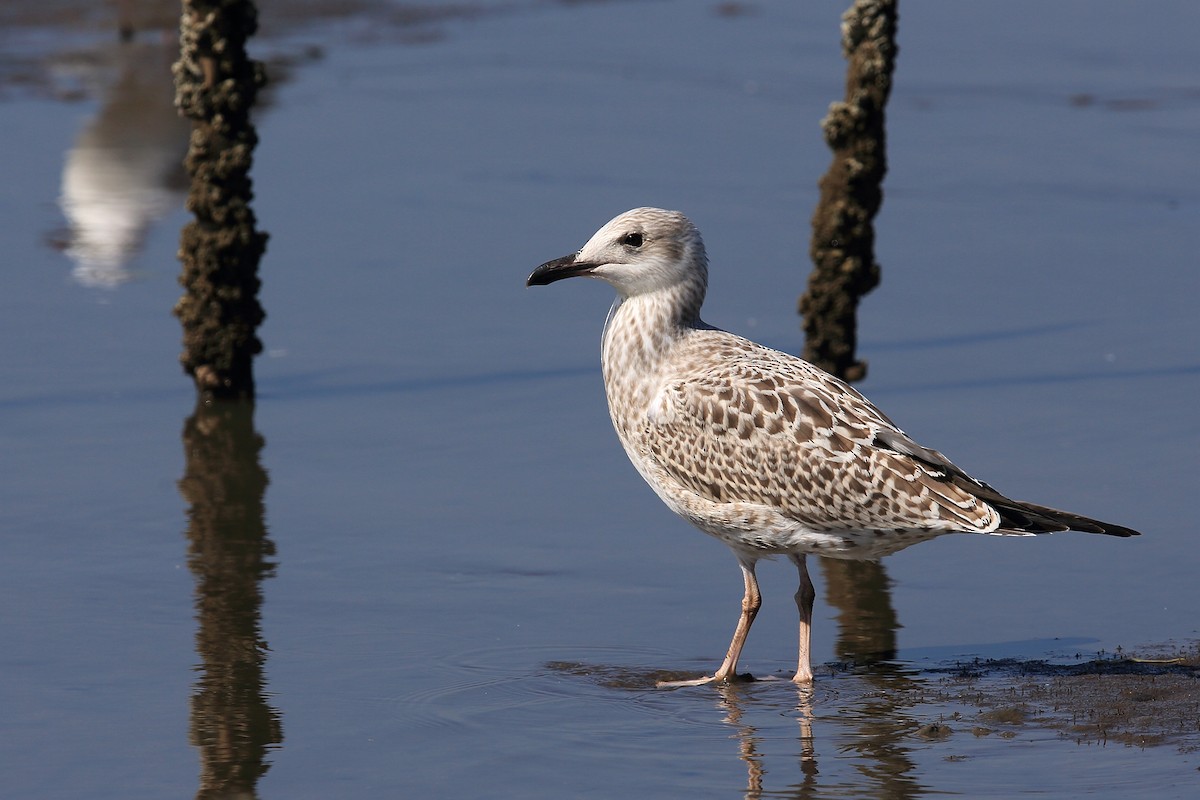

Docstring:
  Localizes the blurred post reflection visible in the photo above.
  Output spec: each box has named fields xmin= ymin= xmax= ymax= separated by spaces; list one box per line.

xmin=819 ymin=556 xmax=898 ymax=667
xmin=180 ymin=399 xmax=282 ymax=798
xmin=58 ymin=36 xmax=190 ymax=287
xmin=820 ymin=556 xmax=921 ymax=799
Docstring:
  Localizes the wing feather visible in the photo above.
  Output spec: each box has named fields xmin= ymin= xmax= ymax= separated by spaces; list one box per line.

xmin=637 ymin=335 xmax=999 ymax=533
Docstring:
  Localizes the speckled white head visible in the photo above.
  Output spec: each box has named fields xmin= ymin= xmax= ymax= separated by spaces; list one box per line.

xmin=527 ymin=207 xmax=708 ymax=302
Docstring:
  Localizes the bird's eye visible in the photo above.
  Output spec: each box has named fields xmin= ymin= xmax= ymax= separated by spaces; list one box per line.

xmin=621 ymin=232 xmax=643 ymax=248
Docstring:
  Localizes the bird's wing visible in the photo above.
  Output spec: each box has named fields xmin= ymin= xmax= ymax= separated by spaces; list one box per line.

xmin=640 ymin=336 xmax=1001 ymax=533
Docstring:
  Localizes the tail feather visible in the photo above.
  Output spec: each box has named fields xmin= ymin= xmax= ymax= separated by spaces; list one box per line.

xmin=992 ymin=498 xmax=1141 ymax=538
xmin=942 ymin=474 xmax=1141 ymax=537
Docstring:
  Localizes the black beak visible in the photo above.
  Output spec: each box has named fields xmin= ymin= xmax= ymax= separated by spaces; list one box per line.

xmin=526 ymin=253 xmax=598 ymax=287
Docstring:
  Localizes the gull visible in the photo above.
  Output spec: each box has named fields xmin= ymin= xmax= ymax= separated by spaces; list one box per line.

xmin=526 ymin=207 xmax=1140 ymax=687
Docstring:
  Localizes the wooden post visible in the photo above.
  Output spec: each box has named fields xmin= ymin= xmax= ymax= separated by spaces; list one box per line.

xmin=800 ymin=0 xmax=897 ymax=382
xmin=173 ymin=0 xmax=268 ymax=400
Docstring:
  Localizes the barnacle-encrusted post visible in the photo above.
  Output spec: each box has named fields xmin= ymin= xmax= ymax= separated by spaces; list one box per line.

xmin=800 ymin=0 xmax=897 ymax=382
xmin=173 ymin=0 xmax=268 ymax=399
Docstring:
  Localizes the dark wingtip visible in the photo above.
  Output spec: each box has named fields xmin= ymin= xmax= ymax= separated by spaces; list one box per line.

xmin=1095 ymin=521 xmax=1142 ymax=538
xmin=995 ymin=498 xmax=1142 ymax=538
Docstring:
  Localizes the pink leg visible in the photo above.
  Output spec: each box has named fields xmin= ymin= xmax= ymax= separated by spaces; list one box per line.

xmin=790 ymin=554 xmax=815 ymax=683
xmin=658 ymin=558 xmax=761 ymax=687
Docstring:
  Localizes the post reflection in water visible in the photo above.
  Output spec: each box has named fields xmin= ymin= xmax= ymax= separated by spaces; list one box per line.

xmin=179 ymin=400 xmax=282 ymax=799
xmin=820 ymin=557 xmax=898 ymax=670
xmin=713 ymin=557 xmax=927 ymax=799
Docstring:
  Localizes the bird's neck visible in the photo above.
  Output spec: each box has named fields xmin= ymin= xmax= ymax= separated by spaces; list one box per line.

xmin=601 ymin=285 xmax=703 ymax=409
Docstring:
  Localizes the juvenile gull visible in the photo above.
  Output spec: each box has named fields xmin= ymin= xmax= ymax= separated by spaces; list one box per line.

xmin=527 ymin=207 xmax=1140 ymax=687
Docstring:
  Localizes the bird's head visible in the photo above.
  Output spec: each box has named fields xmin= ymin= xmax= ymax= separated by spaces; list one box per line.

xmin=527 ymin=207 xmax=708 ymax=302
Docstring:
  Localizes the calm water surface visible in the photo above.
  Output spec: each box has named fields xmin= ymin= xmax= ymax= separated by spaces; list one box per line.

xmin=1 ymin=1 xmax=1197 ymax=797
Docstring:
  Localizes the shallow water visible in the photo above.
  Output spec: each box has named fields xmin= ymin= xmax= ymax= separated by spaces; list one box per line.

xmin=1 ymin=0 xmax=1198 ymax=797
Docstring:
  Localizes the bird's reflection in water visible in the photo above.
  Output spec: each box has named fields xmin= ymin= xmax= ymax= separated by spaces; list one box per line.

xmin=713 ymin=682 xmax=818 ymax=799
xmin=180 ymin=400 xmax=282 ymax=799
xmin=55 ymin=34 xmax=189 ymax=286
xmin=549 ymin=554 xmax=931 ymax=796
xmin=550 ymin=555 xmax=930 ymax=798
xmin=711 ymin=677 xmax=926 ymax=798
xmin=691 ymin=557 xmax=922 ymax=797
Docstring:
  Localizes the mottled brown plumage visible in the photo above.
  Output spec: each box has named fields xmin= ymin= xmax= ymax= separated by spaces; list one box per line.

xmin=528 ymin=207 xmax=1140 ymax=686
